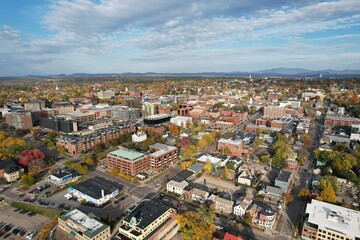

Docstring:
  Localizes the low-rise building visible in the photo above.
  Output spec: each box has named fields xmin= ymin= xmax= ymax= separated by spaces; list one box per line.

xmin=58 ymin=208 xmax=111 ymax=240
xmin=197 ymin=155 xmax=222 ymax=169
xmin=214 ymin=196 xmax=234 ymax=214
xmin=117 ymin=200 xmax=178 ymax=240
xmin=302 ymin=199 xmax=360 ymax=240
xmin=248 ymin=201 xmax=277 ymax=229
xmin=274 ymin=170 xmax=293 ymax=192
xmin=166 ymin=176 xmax=189 ymax=195
xmin=170 ymin=116 xmax=192 ymax=128
xmin=233 ymin=197 xmax=252 ymax=217
xmin=191 ymin=188 xmax=209 ymax=202
xmin=48 ymin=170 xmax=78 ymax=187
xmin=215 ymin=121 xmax=234 ymax=129
xmin=217 ymin=138 xmax=248 ymax=157
xmin=68 ymin=177 xmax=122 ymax=206
xmin=0 ymin=159 xmax=22 ymax=183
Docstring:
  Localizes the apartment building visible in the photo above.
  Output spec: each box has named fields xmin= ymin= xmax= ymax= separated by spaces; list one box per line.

xmin=5 ymin=110 xmax=33 ymax=129
xmin=148 ymin=143 xmax=178 ymax=172
xmin=217 ymin=138 xmax=247 ymax=157
xmin=302 ymin=199 xmax=360 ymax=240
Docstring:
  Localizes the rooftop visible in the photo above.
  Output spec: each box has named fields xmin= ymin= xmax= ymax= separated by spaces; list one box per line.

xmin=276 ymin=170 xmax=292 ymax=182
xmin=305 ymin=199 xmax=360 ymax=239
xmin=109 ymin=148 xmax=145 ymax=161
xmin=124 ymin=200 xmax=173 ymax=230
xmin=58 ymin=208 xmax=109 ymax=238
xmin=197 ymin=154 xmax=222 ymax=165
xmin=70 ymin=177 xmax=123 ymax=200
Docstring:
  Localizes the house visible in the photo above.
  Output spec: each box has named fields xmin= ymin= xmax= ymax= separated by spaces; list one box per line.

xmin=191 ymin=188 xmax=209 ymax=202
xmin=274 ymin=170 xmax=293 ymax=192
xmin=233 ymin=197 xmax=252 ymax=217
xmin=166 ymin=176 xmax=189 ymax=195
xmin=58 ymin=208 xmax=110 ymax=240
xmin=177 ymin=170 xmax=195 ymax=181
xmin=117 ymin=200 xmax=178 ymax=240
xmin=265 ymin=185 xmax=284 ymax=199
xmin=0 ymin=159 xmax=22 ymax=183
xmin=237 ymin=169 xmax=254 ymax=186
xmin=248 ymin=201 xmax=277 ymax=229
xmin=223 ymin=233 xmax=245 ymax=240
xmin=214 ymin=196 xmax=234 ymax=214
xmin=187 ymin=163 xmax=204 ymax=174
xmin=68 ymin=177 xmax=123 ymax=206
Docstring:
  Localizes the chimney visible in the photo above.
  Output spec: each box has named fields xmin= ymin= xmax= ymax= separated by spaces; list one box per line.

xmin=101 ymin=189 xmax=105 ymax=198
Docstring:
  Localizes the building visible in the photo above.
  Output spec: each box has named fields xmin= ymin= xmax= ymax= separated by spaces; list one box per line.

xmin=58 ymin=208 xmax=111 ymax=240
xmin=148 ymin=143 xmax=178 ymax=172
xmin=142 ymin=102 xmax=157 ymax=117
xmin=233 ymin=197 xmax=252 ymax=217
xmin=24 ymin=100 xmax=44 ymax=111
xmin=350 ymin=124 xmax=360 ymax=141
xmin=325 ymin=115 xmax=360 ymax=128
xmin=117 ymin=200 xmax=178 ymax=240
xmin=214 ymin=196 xmax=234 ymax=214
xmin=191 ymin=188 xmax=209 ymax=202
xmin=5 ymin=110 xmax=33 ymax=129
xmin=223 ymin=232 xmax=245 ymax=240
xmin=263 ymin=106 xmax=286 ymax=118
xmin=0 ymin=159 xmax=22 ymax=183
xmin=68 ymin=177 xmax=122 ymax=206
xmin=302 ymin=199 xmax=360 ymax=240
xmin=215 ymin=121 xmax=234 ymax=129
xmin=106 ymin=148 xmax=148 ymax=177
xmin=197 ymin=155 xmax=222 ymax=169
xmin=111 ymin=106 xmax=140 ymax=120
xmin=63 ymin=111 xmax=95 ymax=123
xmin=237 ymin=169 xmax=253 ymax=186
xmin=177 ymin=103 xmax=194 ymax=116
xmin=248 ymin=201 xmax=277 ymax=229
xmin=56 ymin=124 xmax=135 ymax=156
xmin=274 ymin=171 xmax=293 ymax=192
xmin=217 ymin=138 xmax=247 ymax=157
xmin=97 ymin=90 xmax=115 ymax=99
xmin=48 ymin=170 xmax=78 ymax=187
xmin=132 ymin=131 xmax=147 ymax=143
xmin=144 ymin=114 xmax=171 ymax=125
xmin=170 ymin=116 xmax=192 ymax=128
xmin=166 ymin=176 xmax=189 ymax=195
xmin=39 ymin=117 xmax=78 ymax=133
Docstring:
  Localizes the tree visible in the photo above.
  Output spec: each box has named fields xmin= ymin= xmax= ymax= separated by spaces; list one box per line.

xmin=177 ymin=206 xmax=216 ymax=240
xmin=168 ymin=124 xmax=180 ymax=136
xmin=298 ymin=188 xmax=311 ymax=201
xmin=243 ymin=212 xmax=252 ymax=226
xmin=223 ymin=167 xmax=229 ymax=179
xmin=317 ymin=186 xmax=337 ymax=203
xmin=204 ymin=162 xmax=212 ymax=173
xmin=301 ymin=134 xmax=313 ymax=149
xmin=21 ymin=172 xmax=36 ymax=187
xmin=284 ymin=193 xmax=294 ymax=204
xmin=71 ymin=163 xmax=89 ymax=175
xmin=181 ymin=161 xmax=192 ymax=170
xmin=110 ymin=168 xmax=119 ymax=176
xmin=182 ymin=145 xmax=197 ymax=159
xmin=318 ymin=176 xmax=338 ymax=192
xmin=260 ymin=154 xmax=269 ymax=164
xmin=223 ymin=148 xmax=231 ymax=156
xmin=197 ymin=138 xmax=208 ymax=149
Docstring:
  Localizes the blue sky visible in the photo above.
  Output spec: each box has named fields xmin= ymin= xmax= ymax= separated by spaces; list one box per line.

xmin=0 ymin=0 xmax=359 ymax=75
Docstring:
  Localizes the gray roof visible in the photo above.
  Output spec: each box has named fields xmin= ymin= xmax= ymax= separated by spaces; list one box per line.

xmin=265 ymin=185 xmax=284 ymax=197
xmin=187 ymin=163 xmax=204 ymax=174
xmin=276 ymin=170 xmax=292 ymax=183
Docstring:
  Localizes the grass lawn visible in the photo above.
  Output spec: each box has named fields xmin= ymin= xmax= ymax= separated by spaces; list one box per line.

xmin=10 ymin=202 xmax=62 ymax=218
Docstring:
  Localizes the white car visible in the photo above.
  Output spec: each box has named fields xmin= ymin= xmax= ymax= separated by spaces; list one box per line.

xmin=26 ymin=230 xmax=36 ymax=240
xmin=215 ymin=225 xmax=224 ymax=230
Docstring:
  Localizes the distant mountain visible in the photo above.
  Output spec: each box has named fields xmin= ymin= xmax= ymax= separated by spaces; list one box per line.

xmin=8 ymin=68 xmax=360 ymax=78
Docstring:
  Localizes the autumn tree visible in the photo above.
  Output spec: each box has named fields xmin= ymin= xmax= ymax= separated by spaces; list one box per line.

xmin=82 ymin=155 xmax=95 ymax=166
xmin=182 ymin=145 xmax=197 ymax=159
xmin=168 ymin=124 xmax=180 ymax=136
xmin=204 ymin=162 xmax=212 ymax=173
xmin=21 ymin=172 xmax=36 ymax=187
xmin=177 ymin=206 xmax=216 ymax=240
xmin=284 ymin=193 xmax=294 ymax=204
xmin=317 ymin=186 xmax=337 ymax=203
xmin=181 ymin=161 xmax=193 ymax=170
xmin=298 ymin=188 xmax=311 ymax=201
xmin=272 ymin=133 xmax=291 ymax=167
xmin=301 ymin=134 xmax=313 ymax=149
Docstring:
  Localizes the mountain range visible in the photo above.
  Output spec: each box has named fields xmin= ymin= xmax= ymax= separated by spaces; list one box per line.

xmin=21 ymin=67 xmax=360 ymax=78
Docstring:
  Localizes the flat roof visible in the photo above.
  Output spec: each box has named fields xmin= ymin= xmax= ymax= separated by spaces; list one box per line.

xmin=59 ymin=208 xmax=109 ymax=238
xmin=276 ymin=171 xmax=292 ymax=182
xmin=124 ymin=200 xmax=173 ymax=230
xmin=109 ymin=148 xmax=145 ymax=161
xmin=305 ymin=199 xmax=360 ymax=238
xmin=70 ymin=177 xmax=123 ymax=200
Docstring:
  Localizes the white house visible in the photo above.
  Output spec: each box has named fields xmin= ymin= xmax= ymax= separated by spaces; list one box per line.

xmin=233 ymin=197 xmax=252 ymax=217
xmin=132 ymin=131 xmax=147 ymax=142
xmin=166 ymin=177 xmax=189 ymax=195
xmin=191 ymin=188 xmax=209 ymax=202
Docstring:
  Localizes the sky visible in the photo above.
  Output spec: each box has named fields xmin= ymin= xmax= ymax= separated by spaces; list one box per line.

xmin=0 ymin=0 xmax=359 ymax=76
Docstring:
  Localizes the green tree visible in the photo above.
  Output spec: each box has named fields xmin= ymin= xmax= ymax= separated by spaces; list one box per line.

xmin=21 ymin=172 xmax=36 ymax=187
xmin=177 ymin=206 xmax=216 ymax=240
xmin=82 ymin=155 xmax=94 ymax=166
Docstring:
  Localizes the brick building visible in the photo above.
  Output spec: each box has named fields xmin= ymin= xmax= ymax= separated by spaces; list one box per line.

xmin=263 ymin=106 xmax=286 ymax=118
xmin=106 ymin=148 xmax=148 ymax=176
xmin=5 ymin=110 xmax=33 ymax=129
xmin=325 ymin=115 xmax=360 ymax=127
xmin=217 ymin=138 xmax=248 ymax=157
xmin=148 ymin=143 xmax=178 ymax=172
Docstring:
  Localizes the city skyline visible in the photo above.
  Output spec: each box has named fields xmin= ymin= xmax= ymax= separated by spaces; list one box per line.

xmin=0 ymin=0 xmax=359 ymax=76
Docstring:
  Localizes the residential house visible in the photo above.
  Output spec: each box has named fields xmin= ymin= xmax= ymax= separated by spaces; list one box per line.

xmin=214 ymin=196 xmax=234 ymax=214
xmin=275 ymin=170 xmax=293 ymax=192
xmin=248 ymin=201 xmax=277 ymax=229
xmin=166 ymin=176 xmax=189 ymax=195
xmin=233 ymin=197 xmax=252 ymax=217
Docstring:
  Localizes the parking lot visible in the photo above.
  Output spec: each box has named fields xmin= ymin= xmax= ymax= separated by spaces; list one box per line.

xmin=0 ymin=205 xmax=49 ymax=239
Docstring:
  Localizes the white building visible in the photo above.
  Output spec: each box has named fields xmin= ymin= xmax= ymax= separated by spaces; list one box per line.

xmin=166 ymin=177 xmax=189 ymax=195
xmin=97 ymin=90 xmax=115 ymax=99
xmin=233 ymin=197 xmax=252 ymax=217
xmin=197 ymin=154 xmax=222 ymax=168
xmin=132 ymin=131 xmax=147 ymax=143
xmin=350 ymin=124 xmax=360 ymax=141
xmin=170 ymin=116 xmax=192 ymax=128
xmin=302 ymin=199 xmax=360 ymax=240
